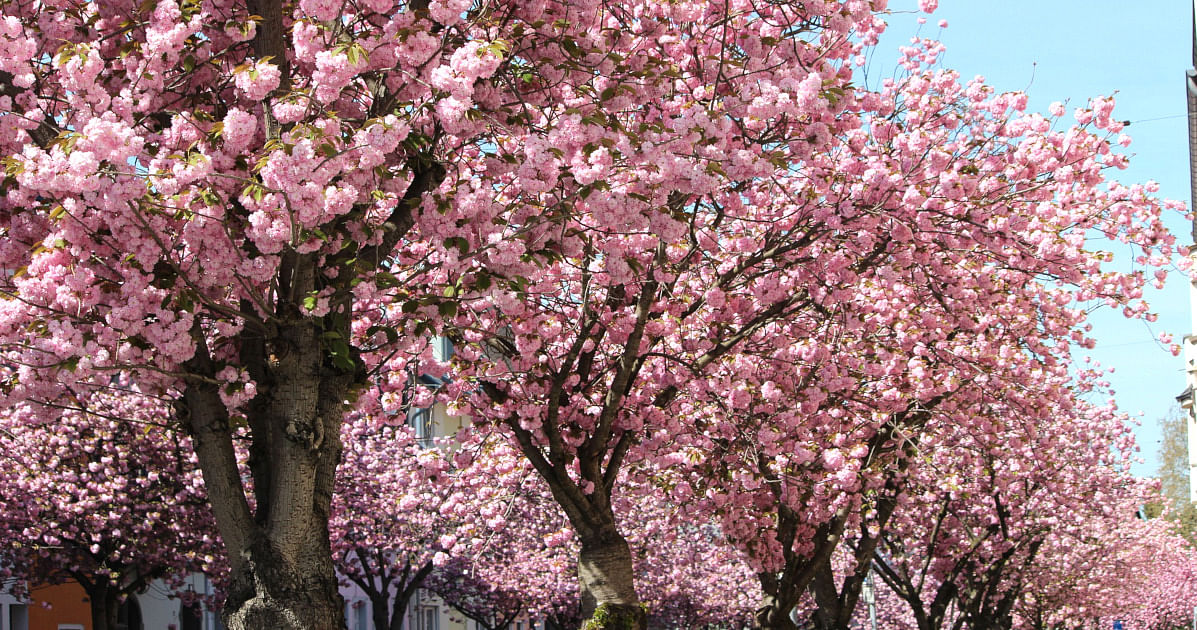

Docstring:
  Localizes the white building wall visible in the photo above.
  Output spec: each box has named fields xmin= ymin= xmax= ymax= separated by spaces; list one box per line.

xmin=134 ymin=573 xmax=222 ymax=630
xmin=136 ymin=579 xmax=182 ymax=629
xmin=340 ymin=582 xmax=475 ymax=630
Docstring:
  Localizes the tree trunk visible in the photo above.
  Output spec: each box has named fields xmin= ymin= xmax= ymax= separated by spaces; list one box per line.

xmin=87 ymin=583 xmax=118 ymax=630
xmin=807 ymin=559 xmax=841 ymax=630
xmin=371 ymin=590 xmax=390 ymax=630
xmin=754 ymin=594 xmax=799 ymax=630
xmin=577 ymin=528 xmax=644 ymax=630
xmin=184 ymin=312 xmax=350 ymax=630
xmin=385 ymin=562 xmax=434 ymax=630
xmin=222 ymin=531 xmax=345 ymax=630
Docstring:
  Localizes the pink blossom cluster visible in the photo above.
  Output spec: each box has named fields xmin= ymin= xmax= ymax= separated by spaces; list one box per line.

xmin=0 ymin=0 xmax=1186 ymax=627
xmin=0 ymin=381 xmax=220 ymax=605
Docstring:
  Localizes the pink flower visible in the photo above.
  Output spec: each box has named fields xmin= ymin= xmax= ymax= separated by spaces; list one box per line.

xmin=234 ymin=60 xmax=281 ymax=101
xmin=822 ymin=449 xmax=846 ymax=471
xmin=222 ymin=109 xmax=257 ymax=150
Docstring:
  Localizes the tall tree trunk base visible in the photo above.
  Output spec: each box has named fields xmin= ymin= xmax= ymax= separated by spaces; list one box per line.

xmin=580 ymin=603 xmax=647 ymax=630
xmin=577 ymin=532 xmax=645 ymax=630
xmin=224 ymin=583 xmax=345 ymax=630
xmin=222 ymin=539 xmax=345 ymax=630
xmin=755 ymin=601 xmax=799 ymax=630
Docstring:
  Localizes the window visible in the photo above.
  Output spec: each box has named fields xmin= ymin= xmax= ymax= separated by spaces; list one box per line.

xmin=115 ymin=597 xmax=142 ymax=630
xmin=432 ymin=336 xmax=454 ymax=363
xmin=345 ymin=601 xmax=368 ymax=630
xmin=410 ymin=607 xmax=438 ymax=630
xmin=202 ymin=575 xmax=224 ymax=630
xmin=9 ymin=605 xmax=28 ymax=630
xmin=406 ymin=592 xmax=439 ymax=630
xmin=407 ymin=406 xmax=434 ymax=447
xmin=180 ymin=601 xmax=203 ymax=630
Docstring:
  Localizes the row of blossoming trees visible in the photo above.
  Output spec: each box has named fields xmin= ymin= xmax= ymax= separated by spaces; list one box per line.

xmin=0 ymin=0 xmax=1192 ymax=628
xmin=2 ymin=376 xmax=1195 ymax=630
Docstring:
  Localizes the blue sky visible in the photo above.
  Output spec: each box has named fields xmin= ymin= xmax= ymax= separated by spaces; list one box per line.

xmin=876 ymin=1 xmax=1193 ymax=477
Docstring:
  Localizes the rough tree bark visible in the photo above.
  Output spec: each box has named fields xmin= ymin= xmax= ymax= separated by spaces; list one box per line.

xmin=576 ymin=524 xmax=644 ymax=629
xmin=184 ymin=312 xmax=350 ymax=630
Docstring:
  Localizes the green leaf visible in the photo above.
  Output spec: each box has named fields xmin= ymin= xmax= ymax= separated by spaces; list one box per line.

xmin=562 ymin=39 xmax=584 ymax=58
xmin=375 ymin=271 xmax=401 ymax=289
xmin=332 ymin=353 xmax=356 ymax=372
xmin=345 ymin=42 xmax=369 ymax=66
xmin=366 ymin=325 xmax=400 ymax=346
xmin=442 ymin=236 xmax=470 ymax=256
xmin=2 ymin=156 xmax=24 ymax=177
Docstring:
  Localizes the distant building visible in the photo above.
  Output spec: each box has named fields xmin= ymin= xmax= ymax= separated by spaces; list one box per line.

xmin=1185 ymin=0 xmax=1197 ymax=503
xmin=1 ymin=579 xmax=29 ymax=630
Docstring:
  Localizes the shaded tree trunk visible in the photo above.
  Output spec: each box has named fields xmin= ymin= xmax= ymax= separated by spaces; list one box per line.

xmin=86 ymin=582 xmax=119 ymax=630
xmin=810 ymin=461 xmax=907 ymax=630
xmin=808 ymin=558 xmax=848 ymax=630
xmin=77 ymin=572 xmax=149 ymax=630
xmin=755 ymin=592 xmax=800 ymax=630
xmin=359 ymin=558 xmax=433 ymax=630
xmin=753 ymin=500 xmax=849 ymax=629
xmin=577 ymin=526 xmax=644 ymax=629
xmin=873 ymin=545 xmax=959 ymax=630
xmin=184 ymin=313 xmax=350 ymax=630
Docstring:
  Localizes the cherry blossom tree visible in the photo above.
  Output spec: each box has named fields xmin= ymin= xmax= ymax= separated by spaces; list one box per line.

xmin=1015 ymin=510 xmax=1197 ymax=630
xmin=423 ymin=452 xmax=759 ymax=629
xmin=868 ymin=372 xmax=1149 ymax=630
xmin=614 ymin=474 xmax=761 ymax=629
xmin=332 ymin=395 xmax=570 ymax=630
xmin=0 ymin=1 xmax=1184 ymax=628
xmin=437 ymin=3 xmax=928 ymax=625
xmin=424 ymin=462 xmax=580 ymax=630
xmin=0 ymin=0 xmax=906 ymax=626
xmin=331 ymin=413 xmax=455 ymax=630
xmin=598 ymin=30 xmax=1178 ymax=629
xmin=0 ymin=383 xmax=219 ymax=630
